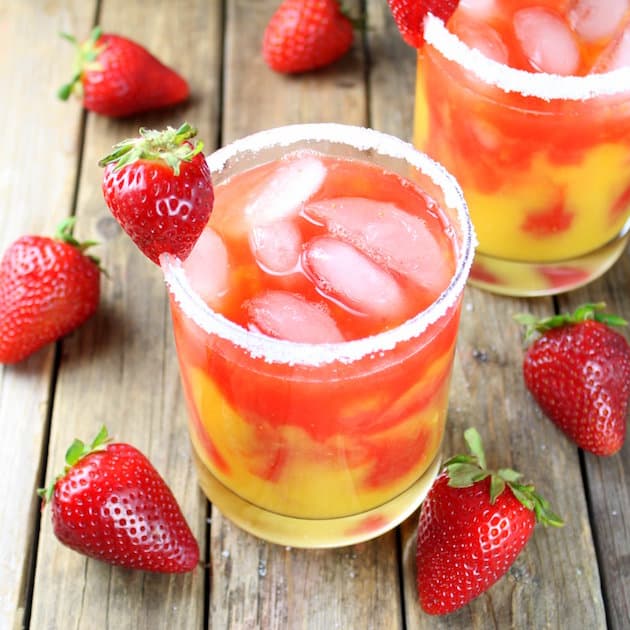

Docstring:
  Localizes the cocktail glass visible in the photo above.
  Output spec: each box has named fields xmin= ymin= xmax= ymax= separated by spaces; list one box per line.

xmin=414 ymin=12 xmax=630 ymax=296
xmin=162 ymin=123 xmax=475 ymax=547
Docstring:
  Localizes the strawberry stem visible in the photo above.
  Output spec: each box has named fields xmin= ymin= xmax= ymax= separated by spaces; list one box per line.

xmin=54 ymin=217 xmax=104 ymax=271
xmin=515 ymin=303 xmax=627 ymax=343
xmin=445 ymin=428 xmax=564 ymax=527
xmin=38 ymin=425 xmax=112 ymax=504
xmin=58 ymin=26 xmax=104 ymax=101
xmin=98 ymin=122 xmax=204 ymax=176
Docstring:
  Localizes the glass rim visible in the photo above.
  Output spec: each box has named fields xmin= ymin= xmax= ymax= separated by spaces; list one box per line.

xmin=161 ymin=123 xmax=476 ymax=367
xmin=423 ymin=13 xmax=630 ymax=101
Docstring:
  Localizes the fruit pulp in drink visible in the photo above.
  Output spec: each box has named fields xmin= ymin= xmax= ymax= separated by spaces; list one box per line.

xmin=414 ymin=0 xmax=630 ymax=295
xmin=167 ymin=143 xmax=469 ymax=547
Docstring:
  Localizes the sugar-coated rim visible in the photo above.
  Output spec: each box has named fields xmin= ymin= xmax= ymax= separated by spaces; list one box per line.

xmin=161 ymin=123 xmax=476 ymax=367
xmin=424 ymin=13 xmax=630 ymax=101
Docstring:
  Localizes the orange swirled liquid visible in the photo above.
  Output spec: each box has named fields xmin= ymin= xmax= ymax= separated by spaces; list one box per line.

xmin=414 ymin=0 xmax=630 ymax=295
xmin=166 ymin=142 xmax=471 ymax=547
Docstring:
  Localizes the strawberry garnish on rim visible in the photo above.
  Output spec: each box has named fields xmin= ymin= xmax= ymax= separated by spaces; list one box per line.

xmin=100 ymin=123 xmax=214 ymax=265
xmin=387 ymin=0 xmax=459 ymax=48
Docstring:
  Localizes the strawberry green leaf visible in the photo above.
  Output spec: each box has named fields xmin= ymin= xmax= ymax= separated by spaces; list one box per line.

xmin=58 ymin=26 xmax=104 ymax=101
xmin=54 ymin=217 xmax=104 ymax=271
xmin=443 ymin=454 xmax=477 ymax=466
xmin=58 ymin=79 xmax=78 ymax=101
xmin=99 ymin=122 xmax=203 ymax=176
xmin=447 ymin=463 xmax=489 ymax=487
xmin=515 ymin=302 xmax=627 ymax=342
xmin=508 ymin=483 xmax=536 ymax=511
xmin=464 ymin=427 xmax=486 ymax=468
xmin=497 ymin=468 xmax=523 ymax=483
xmin=65 ymin=439 xmax=88 ymax=468
xmin=445 ymin=428 xmax=564 ymax=526
xmin=489 ymin=474 xmax=505 ymax=504
xmin=91 ymin=424 xmax=109 ymax=449
xmin=530 ymin=491 xmax=565 ymax=528
xmin=38 ymin=426 xmax=112 ymax=506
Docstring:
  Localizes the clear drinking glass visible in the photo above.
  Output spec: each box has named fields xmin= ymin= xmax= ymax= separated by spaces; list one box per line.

xmin=162 ymin=124 xmax=475 ymax=547
xmin=414 ymin=13 xmax=630 ymax=296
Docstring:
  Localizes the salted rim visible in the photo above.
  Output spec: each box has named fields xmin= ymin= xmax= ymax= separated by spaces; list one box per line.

xmin=161 ymin=123 xmax=476 ymax=367
xmin=423 ymin=12 xmax=630 ymax=101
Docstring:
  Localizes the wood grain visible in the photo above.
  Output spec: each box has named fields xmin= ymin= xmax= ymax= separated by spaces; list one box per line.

xmin=209 ymin=2 xmax=403 ymax=629
xmin=0 ymin=2 xmax=96 ymax=628
xmin=28 ymin=1 xmax=221 ymax=628
xmin=559 ymin=249 xmax=630 ymax=630
xmin=0 ymin=0 xmax=627 ymax=628
xmin=367 ymin=2 xmax=607 ymax=627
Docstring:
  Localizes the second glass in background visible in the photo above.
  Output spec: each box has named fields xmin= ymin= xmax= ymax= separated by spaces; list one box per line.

xmin=414 ymin=6 xmax=630 ymax=296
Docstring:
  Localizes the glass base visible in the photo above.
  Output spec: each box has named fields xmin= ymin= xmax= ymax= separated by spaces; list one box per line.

xmin=192 ymin=445 xmax=441 ymax=548
xmin=469 ymin=232 xmax=629 ymax=297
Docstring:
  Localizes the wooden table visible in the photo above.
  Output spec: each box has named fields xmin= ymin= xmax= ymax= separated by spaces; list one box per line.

xmin=1 ymin=2 xmax=628 ymax=629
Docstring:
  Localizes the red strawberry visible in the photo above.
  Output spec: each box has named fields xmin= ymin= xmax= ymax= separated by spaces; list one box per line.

xmin=0 ymin=218 xmax=101 ymax=364
xmin=263 ymin=0 xmax=354 ymax=74
xmin=387 ymin=0 xmax=459 ymax=48
xmin=516 ymin=303 xmax=630 ymax=456
xmin=100 ymin=123 xmax=213 ymax=265
xmin=59 ymin=26 xmax=189 ymax=117
xmin=417 ymin=428 xmax=562 ymax=615
xmin=39 ymin=426 xmax=199 ymax=573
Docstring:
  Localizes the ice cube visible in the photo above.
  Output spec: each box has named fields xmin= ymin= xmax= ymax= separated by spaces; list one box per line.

xmin=245 ymin=290 xmax=344 ymax=343
xmin=450 ymin=13 xmax=509 ymax=63
xmin=458 ymin=0 xmax=498 ymax=20
xmin=514 ymin=7 xmax=580 ymax=75
xmin=303 ymin=197 xmax=450 ymax=295
xmin=591 ymin=20 xmax=630 ymax=72
xmin=569 ymin=0 xmax=629 ymax=43
xmin=183 ymin=226 xmax=229 ymax=304
xmin=249 ymin=220 xmax=302 ymax=274
xmin=245 ymin=156 xmax=327 ymax=226
xmin=302 ymin=236 xmax=407 ymax=318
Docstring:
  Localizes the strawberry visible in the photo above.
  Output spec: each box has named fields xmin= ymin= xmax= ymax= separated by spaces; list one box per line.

xmin=100 ymin=123 xmax=213 ymax=265
xmin=39 ymin=426 xmax=199 ymax=573
xmin=516 ymin=303 xmax=630 ymax=456
xmin=58 ymin=26 xmax=189 ymax=117
xmin=0 ymin=218 xmax=101 ymax=364
xmin=387 ymin=0 xmax=459 ymax=48
xmin=263 ymin=0 xmax=354 ymax=74
xmin=417 ymin=428 xmax=562 ymax=615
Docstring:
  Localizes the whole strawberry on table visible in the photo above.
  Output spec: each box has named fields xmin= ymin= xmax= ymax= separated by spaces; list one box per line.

xmin=0 ymin=218 xmax=101 ymax=364
xmin=39 ymin=426 xmax=199 ymax=573
xmin=416 ymin=428 xmax=563 ymax=615
xmin=263 ymin=0 xmax=356 ymax=74
xmin=516 ymin=303 xmax=630 ymax=456
xmin=59 ymin=26 xmax=189 ymax=117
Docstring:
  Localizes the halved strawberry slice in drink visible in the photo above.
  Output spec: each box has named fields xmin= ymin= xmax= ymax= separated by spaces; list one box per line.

xmin=387 ymin=0 xmax=460 ymax=47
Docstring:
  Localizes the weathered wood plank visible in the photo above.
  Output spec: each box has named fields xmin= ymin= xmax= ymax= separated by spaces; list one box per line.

xmin=559 ymin=249 xmax=630 ymax=630
xmin=29 ymin=1 xmax=222 ymax=628
xmin=208 ymin=2 xmax=403 ymax=629
xmin=366 ymin=2 xmax=607 ymax=627
xmin=223 ymin=0 xmax=366 ymax=141
xmin=0 ymin=2 xmax=96 ymax=628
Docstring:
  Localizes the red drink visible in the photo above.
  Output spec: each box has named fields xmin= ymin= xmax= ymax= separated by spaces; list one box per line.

xmin=163 ymin=124 xmax=475 ymax=546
